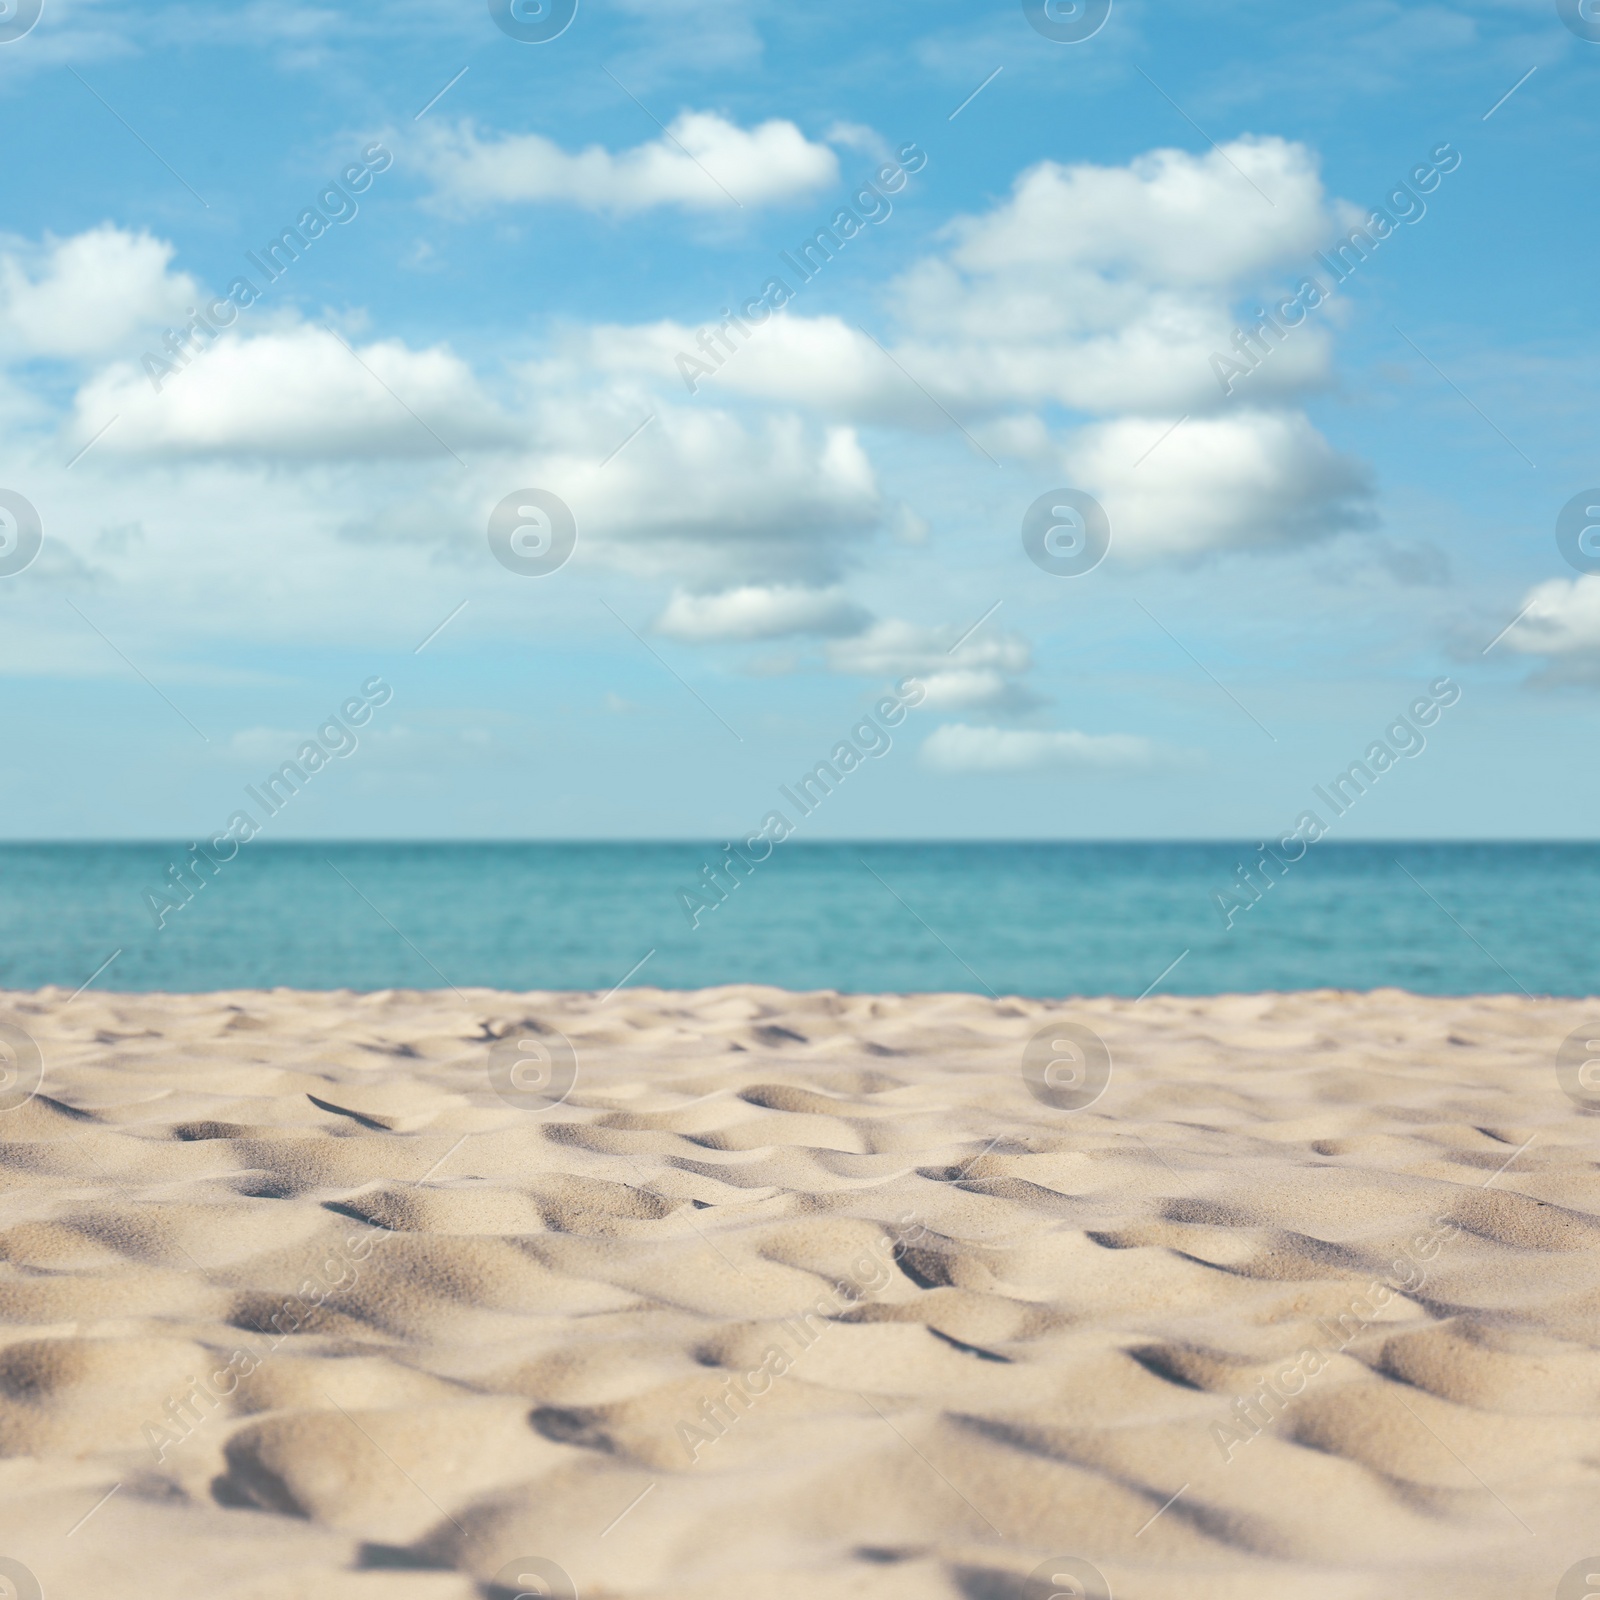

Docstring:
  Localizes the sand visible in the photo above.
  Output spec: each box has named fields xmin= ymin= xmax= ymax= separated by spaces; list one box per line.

xmin=0 ymin=984 xmax=1596 ymax=1600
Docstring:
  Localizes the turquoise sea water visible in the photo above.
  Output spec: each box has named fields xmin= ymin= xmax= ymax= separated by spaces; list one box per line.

xmin=0 ymin=842 xmax=1593 ymax=996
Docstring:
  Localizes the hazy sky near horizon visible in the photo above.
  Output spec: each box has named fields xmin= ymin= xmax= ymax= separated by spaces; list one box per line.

xmin=3 ymin=0 xmax=1599 ymax=840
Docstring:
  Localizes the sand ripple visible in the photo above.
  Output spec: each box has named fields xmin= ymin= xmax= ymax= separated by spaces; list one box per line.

xmin=0 ymin=985 xmax=1595 ymax=1598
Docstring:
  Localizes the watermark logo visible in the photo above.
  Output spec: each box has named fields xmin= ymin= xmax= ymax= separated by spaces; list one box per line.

xmin=0 ymin=1023 xmax=43 ymax=1114
xmin=1022 ymin=0 xmax=1112 ymax=42
xmin=1556 ymin=1024 xmax=1600 ymax=1110
xmin=1558 ymin=0 xmax=1600 ymax=41
xmin=489 ymin=1027 xmax=579 ymax=1111
xmin=488 ymin=1557 xmax=578 ymax=1599
xmin=1026 ymin=1556 xmax=1112 ymax=1599
xmin=1555 ymin=1557 xmax=1600 ymax=1600
xmin=0 ymin=0 xmax=42 ymax=44
xmin=1022 ymin=488 xmax=1111 ymax=577
xmin=489 ymin=489 xmax=577 ymax=577
xmin=1556 ymin=488 xmax=1600 ymax=574
xmin=1022 ymin=1021 xmax=1112 ymax=1112
xmin=488 ymin=0 xmax=578 ymax=42
xmin=0 ymin=1557 xmax=42 ymax=1600
xmin=0 ymin=491 xmax=42 ymax=577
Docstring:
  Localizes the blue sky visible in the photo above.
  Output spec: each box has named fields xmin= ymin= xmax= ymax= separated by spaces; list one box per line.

xmin=2 ymin=0 xmax=1598 ymax=841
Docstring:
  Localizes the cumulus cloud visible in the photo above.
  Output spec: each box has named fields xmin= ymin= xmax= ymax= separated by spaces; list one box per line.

xmin=571 ymin=137 xmax=1372 ymax=562
xmin=9 ymin=119 xmax=1384 ymax=684
xmin=921 ymin=724 xmax=1160 ymax=774
xmin=655 ymin=584 xmax=870 ymax=641
xmin=915 ymin=670 xmax=1045 ymax=714
xmin=0 ymin=226 xmax=198 ymax=359
xmin=935 ymin=137 xmax=1333 ymax=291
xmin=878 ymin=136 xmax=1358 ymax=459
xmin=330 ymin=406 xmax=883 ymax=593
xmin=587 ymin=137 xmax=1343 ymax=420
xmin=891 ymin=137 xmax=1343 ymax=417
xmin=69 ymin=325 xmax=515 ymax=460
xmin=546 ymin=412 xmax=880 ymax=588
xmin=1066 ymin=409 xmax=1373 ymax=560
xmin=826 ymin=619 xmax=1040 ymax=711
xmin=66 ymin=362 xmax=885 ymax=605
xmin=1500 ymin=577 xmax=1600 ymax=672
xmin=586 ymin=314 xmax=914 ymax=416
xmin=826 ymin=618 xmax=1031 ymax=678
xmin=420 ymin=112 xmax=838 ymax=214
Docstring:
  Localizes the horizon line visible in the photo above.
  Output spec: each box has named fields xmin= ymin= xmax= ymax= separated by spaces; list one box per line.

xmin=2 ymin=837 xmax=1599 ymax=848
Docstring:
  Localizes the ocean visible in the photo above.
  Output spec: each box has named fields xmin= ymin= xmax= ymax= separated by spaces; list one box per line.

xmin=0 ymin=841 xmax=1592 ymax=997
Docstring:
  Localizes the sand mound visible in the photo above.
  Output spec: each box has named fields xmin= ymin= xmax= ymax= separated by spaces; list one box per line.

xmin=0 ymin=985 xmax=1594 ymax=1598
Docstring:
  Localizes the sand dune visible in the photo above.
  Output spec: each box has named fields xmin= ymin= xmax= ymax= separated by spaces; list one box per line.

xmin=0 ymin=985 xmax=1596 ymax=1599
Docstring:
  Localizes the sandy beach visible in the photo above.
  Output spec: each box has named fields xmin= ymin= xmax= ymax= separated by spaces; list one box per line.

xmin=0 ymin=984 xmax=1596 ymax=1600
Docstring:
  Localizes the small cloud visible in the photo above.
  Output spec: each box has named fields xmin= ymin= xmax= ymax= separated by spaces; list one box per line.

xmin=655 ymin=584 xmax=871 ymax=642
xmin=0 ymin=225 xmax=198 ymax=360
xmin=402 ymin=238 xmax=441 ymax=272
xmin=917 ymin=669 xmax=1046 ymax=714
xmin=828 ymin=617 xmax=1037 ymax=712
xmin=827 ymin=617 xmax=1029 ymax=677
xmin=419 ymin=112 xmax=838 ymax=215
xmin=922 ymin=722 xmax=1160 ymax=774
xmin=72 ymin=325 xmax=514 ymax=462
xmin=824 ymin=121 xmax=893 ymax=165
xmin=1497 ymin=576 xmax=1600 ymax=683
xmin=1068 ymin=409 xmax=1374 ymax=562
xmin=1502 ymin=577 xmax=1600 ymax=657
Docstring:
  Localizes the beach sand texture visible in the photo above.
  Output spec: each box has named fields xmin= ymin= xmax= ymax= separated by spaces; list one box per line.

xmin=0 ymin=985 xmax=1596 ymax=1600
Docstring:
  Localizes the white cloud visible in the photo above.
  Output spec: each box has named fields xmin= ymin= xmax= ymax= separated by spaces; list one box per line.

xmin=935 ymin=137 xmax=1333 ymax=291
xmin=585 ymin=313 xmax=917 ymax=418
xmin=69 ymin=325 xmax=515 ymax=460
xmin=915 ymin=669 xmax=1045 ymax=714
xmin=317 ymin=397 xmax=887 ymax=592
xmin=0 ymin=226 xmax=198 ymax=359
xmin=827 ymin=618 xmax=1031 ymax=678
xmin=922 ymin=724 xmax=1160 ymax=774
xmin=882 ymin=137 xmax=1348 ymax=421
xmin=1066 ymin=409 xmax=1373 ymax=560
xmin=1501 ymin=577 xmax=1600 ymax=660
xmin=655 ymin=584 xmax=870 ymax=642
xmin=599 ymin=301 xmax=1331 ymax=424
xmin=823 ymin=121 xmax=893 ymax=164
xmin=571 ymin=137 xmax=1368 ymax=564
xmin=545 ymin=412 xmax=880 ymax=588
xmin=827 ymin=620 xmax=1038 ymax=712
xmin=45 ymin=293 xmax=881 ymax=589
xmin=420 ymin=112 xmax=838 ymax=214
xmin=585 ymin=137 xmax=1343 ymax=420
xmin=1 ymin=122 xmax=1383 ymax=689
